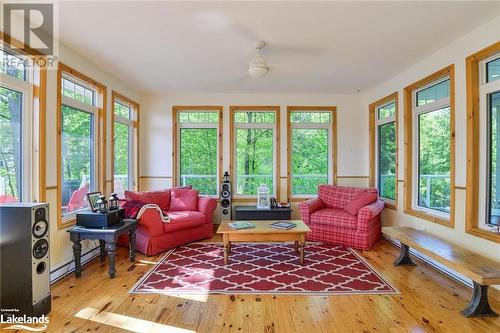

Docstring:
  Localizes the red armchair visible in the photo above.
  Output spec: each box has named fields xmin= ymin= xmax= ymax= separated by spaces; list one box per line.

xmin=118 ymin=188 xmax=217 ymax=255
xmin=298 ymin=185 xmax=384 ymax=250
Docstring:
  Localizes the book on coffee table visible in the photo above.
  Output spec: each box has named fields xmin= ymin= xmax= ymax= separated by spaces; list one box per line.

xmin=228 ymin=222 xmax=256 ymax=230
xmin=269 ymin=221 xmax=297 ymax=230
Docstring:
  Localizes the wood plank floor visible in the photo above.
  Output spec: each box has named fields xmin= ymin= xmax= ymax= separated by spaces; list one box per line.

xmin=12 ymin=236 xmax=500 ymax=332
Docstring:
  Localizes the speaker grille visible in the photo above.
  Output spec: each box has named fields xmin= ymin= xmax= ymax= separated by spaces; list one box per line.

xmin=33 ymin=239 xmax=49 ymax=259
xmin=32 ymin=220 xmax=48 ymax=238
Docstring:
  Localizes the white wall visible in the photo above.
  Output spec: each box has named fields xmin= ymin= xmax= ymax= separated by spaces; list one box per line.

xmin=139 ymin=93 xmax=369 ymax=219
xmin=364 ymin=16 xmax=500 ymax=262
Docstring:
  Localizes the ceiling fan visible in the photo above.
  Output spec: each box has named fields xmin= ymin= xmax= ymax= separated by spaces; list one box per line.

xmin=248 ymin=40 xmax=269 ymax=77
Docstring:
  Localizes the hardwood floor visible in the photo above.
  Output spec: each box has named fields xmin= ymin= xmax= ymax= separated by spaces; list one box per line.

xmin=12 ymin=236 xmax=500 ymax=332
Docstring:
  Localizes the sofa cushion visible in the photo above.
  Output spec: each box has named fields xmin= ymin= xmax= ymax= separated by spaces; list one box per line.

xmin=124 ymin=190 xmax=171 ymax=211
xmin=344 ymin=192 xmax=378 ymax=216
xmin=310 ymin=208 xmax=358 ymax=230
xmin=318 ymin=185 xmax=378 ymax=209
xmin=169 ymin=188 xmax=199 ymax=211
xmin=162 ymin=211 xmax=206 ymax=233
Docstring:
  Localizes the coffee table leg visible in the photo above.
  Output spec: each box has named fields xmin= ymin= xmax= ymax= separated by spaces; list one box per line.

xmin=299 ymin=236 xmax=305 ymax=265
xmin=228 ymin=241 xmax=232 ymax=254
xmin=106 ymin=242 xmax=117 ymax=278
xmin=294 ymin=241 xmax=299 ymax=253
xmin=223 ymin=234 xmax=229 ymax=265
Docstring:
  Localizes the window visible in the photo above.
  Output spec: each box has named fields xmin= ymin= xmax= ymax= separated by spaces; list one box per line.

xmin=0 ymin=39 xmax=44 ymax=203
xmin=404 ymin=65 xmax=455 ymax=226
xmin=467 ymin=43 xmax=500 ymax=242
xmin=370 ymin=96 xmax=398 ymax=206
xmin=230 ymin=106 xmax=280 ymax=198
xmin=1 ymin=49 xmax=26 ymax=81
xmin=57 ymin=63 xmax=106 ymax=225
xmin=287 ymin=107 xmax=336 ymax=199
xmin=468 ymin=46 xmax=500 ymax=242
xmin=112 ymin=92 xmax=139 ymax=198
xmin=487 ymin=90 xmax=500 ymax=227
xmin=173 ymin=107 xmax=221 ymax=196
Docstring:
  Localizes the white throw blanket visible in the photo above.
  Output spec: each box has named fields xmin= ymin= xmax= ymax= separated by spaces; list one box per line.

xmin=136 ymin=204 xmax=171 ymax=223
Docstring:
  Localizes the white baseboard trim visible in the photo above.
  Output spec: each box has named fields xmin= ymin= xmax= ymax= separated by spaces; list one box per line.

xmin=50 ymin=246 xmax=100 ymax=284
xmin=384 ymin=236 xmax=473 ymax=289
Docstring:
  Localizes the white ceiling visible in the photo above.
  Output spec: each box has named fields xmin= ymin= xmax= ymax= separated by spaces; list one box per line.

xmin=57 ymin=1 xmax=500 ymax=94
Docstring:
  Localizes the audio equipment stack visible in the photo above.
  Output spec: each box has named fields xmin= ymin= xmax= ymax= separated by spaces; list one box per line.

xmin=0 ymin=203 xmax=51 ymax=317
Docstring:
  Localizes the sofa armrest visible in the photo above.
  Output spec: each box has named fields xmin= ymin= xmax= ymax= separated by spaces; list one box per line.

xmin=198 ymin=196 xmax=217 ymax=224
xmin=357 ymin=199 xmax=385 ymax=224
xmin=298 ymin=198 xmax=324 ymax=225
xmin=136 ymin=207 xmax=165 ymax=237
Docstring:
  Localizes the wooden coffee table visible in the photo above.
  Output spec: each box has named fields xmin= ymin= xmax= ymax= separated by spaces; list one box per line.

xmin=217 ymin=220 xmax=311 ymax=265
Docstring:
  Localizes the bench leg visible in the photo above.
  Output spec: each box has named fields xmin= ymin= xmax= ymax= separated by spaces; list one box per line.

xmin=394 ymin=243 xmax=417 ymax=266
xmin=461 ymin=282 xmax=498 ymax=317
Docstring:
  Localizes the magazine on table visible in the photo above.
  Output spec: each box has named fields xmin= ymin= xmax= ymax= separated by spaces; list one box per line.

xmin=228 ymin=222 xmax=256 ymax=230
xmin=269 ymin=221 xmax=297 ymax=230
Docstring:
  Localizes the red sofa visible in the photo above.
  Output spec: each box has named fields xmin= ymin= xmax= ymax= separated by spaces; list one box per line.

xmin=118 ymin=188 xmax=217 ymax=255
xmin=298 ymin=185 xmax=384 ymax=250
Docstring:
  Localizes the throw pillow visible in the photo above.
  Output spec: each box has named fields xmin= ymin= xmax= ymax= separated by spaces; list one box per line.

xmin=124 ymin=190 xmax=171 ymax=212
xmin=169 ymin=188 xmax=199 ymax=211
xmin=344 ymin=192 xmax=378 ymax=216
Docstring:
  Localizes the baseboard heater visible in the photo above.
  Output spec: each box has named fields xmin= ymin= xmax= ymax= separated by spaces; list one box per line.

xmin=50 ymin=245 xmax=100 ymax=284
xmin=384 ymin=236 xmax=473 ymax=289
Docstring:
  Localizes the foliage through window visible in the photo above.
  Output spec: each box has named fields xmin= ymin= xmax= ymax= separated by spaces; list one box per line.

xmin=0 ymin=86 xmax=23 ymax=201
xmin=62 ymin=77 xmax=94 ymax=106
xmin=60 ymin=72 xmax=99 ymax=217
xmin=414 ymin=78 xmax=451 ymax=214
xmin=289 ymin=111 xmax=332 ymax=195
xmin=113 ymin=100 xmax=135 ymax=198
xmin=234 ymin=111 xmax=276 ymax=196
xmin=177 ymin=111 xmax=219 ymax=195
xmin=376 ymin=102 xmax=396 ymax=201
xmin=61 ymin=105 xmax=95 ymax=214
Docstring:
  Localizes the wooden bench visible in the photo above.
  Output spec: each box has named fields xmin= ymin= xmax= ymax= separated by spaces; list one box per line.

xmin=382 ymin=226 xmax=500 ymax=318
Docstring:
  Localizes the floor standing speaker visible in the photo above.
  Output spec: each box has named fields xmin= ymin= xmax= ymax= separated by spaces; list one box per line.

xmin=0 ymin=203 xmax=51 ymax=317
xmin=220 ymin=182 xmax=232 ymax=221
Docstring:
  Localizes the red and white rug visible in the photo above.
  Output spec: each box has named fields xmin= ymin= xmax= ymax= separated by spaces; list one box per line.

xmin=130 ymin=243 xmax=397 ymax=295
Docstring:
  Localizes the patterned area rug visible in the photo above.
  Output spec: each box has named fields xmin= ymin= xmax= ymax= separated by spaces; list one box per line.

xmin=130 ymin=243 xmax=397 ymax=295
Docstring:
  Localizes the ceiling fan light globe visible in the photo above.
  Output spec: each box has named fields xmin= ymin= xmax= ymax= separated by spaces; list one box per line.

xmin=248 ymin=65 xmax=269 ymax=77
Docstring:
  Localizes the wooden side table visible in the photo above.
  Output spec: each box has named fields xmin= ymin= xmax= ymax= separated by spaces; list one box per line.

xmin=67 ymin=219 xmax=137 ymax=278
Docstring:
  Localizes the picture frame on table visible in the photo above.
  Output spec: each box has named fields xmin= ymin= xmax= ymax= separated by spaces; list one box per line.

xmin=87 ymin=191 xmax=103 ymax=212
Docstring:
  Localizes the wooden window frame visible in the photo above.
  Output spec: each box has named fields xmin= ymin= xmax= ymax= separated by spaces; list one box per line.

xmin=57 ymin=62 xmax=107 ymax=229
xmin=0 ymin=32 xmax=46 ymax=202
xmin=172 ymin=106 xmax=223 ymax=196
xmin=403 ymin=65 xmax=455 ymax=228
xmin=369 ymin=93 xmax=398 ymax=210
xmin=229 ymin=106 xmax=280 ymax=202
xmin=466 ymin=41 xmax=500 ymax=243
xmin=286 ymin=106 xmax=337 ymax=202
xmin=111 ymin=91 xmax=140 ymax=195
